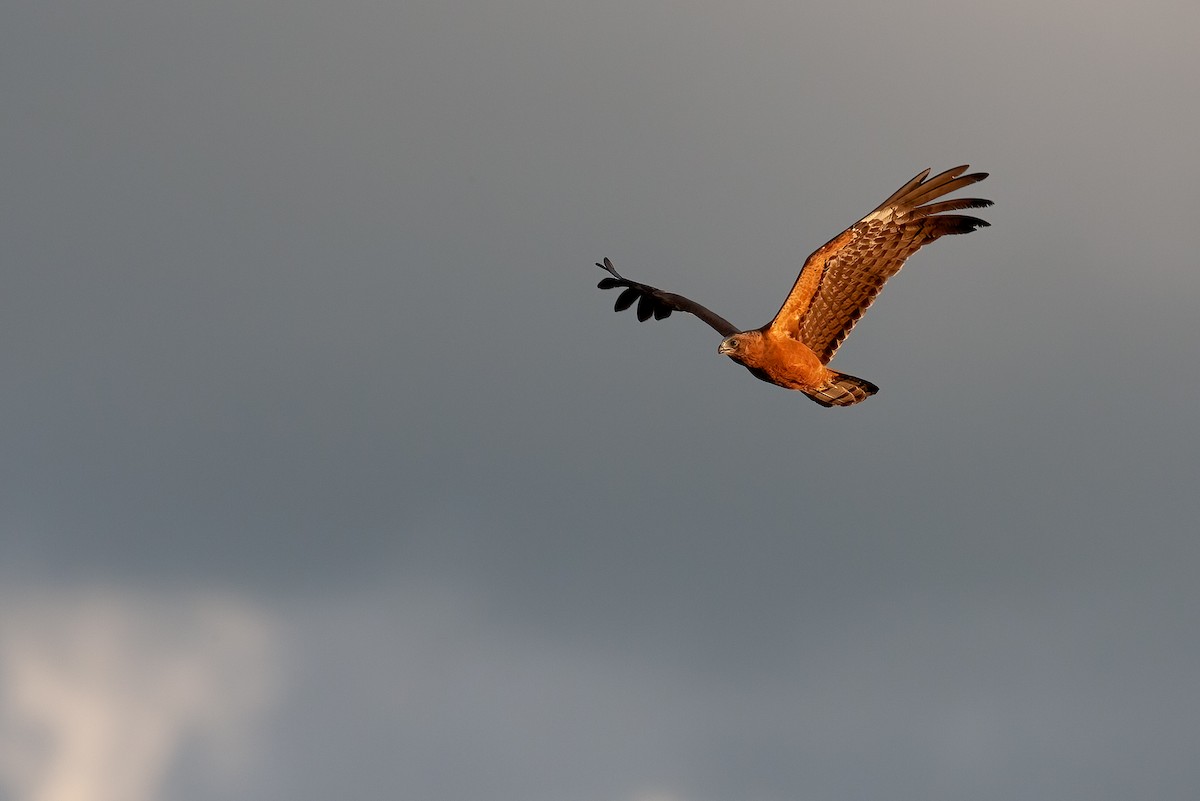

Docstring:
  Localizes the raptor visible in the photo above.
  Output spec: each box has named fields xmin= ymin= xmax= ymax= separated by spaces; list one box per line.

xmin=593 ymin=166 xmax=991 ymax=406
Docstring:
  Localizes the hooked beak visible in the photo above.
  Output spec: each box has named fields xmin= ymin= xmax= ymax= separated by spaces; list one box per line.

xmin=717 ymin=340 xmax=735 ymax=356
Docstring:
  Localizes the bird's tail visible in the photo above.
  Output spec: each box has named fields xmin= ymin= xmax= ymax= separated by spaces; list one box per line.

xmin=805 ymin=371 xmax=879 ymax=407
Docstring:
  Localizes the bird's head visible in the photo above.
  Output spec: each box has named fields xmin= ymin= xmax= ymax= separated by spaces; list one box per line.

xmin=717 ymin=331 xmax=762 ymax=364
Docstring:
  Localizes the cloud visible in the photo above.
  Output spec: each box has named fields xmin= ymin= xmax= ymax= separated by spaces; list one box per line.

xmin=0 ymin=587 xmax=280 ymax=801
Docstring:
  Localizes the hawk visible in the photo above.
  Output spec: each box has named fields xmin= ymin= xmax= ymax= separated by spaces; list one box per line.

xmin=593 ymin=165 xmax=991 ymax=406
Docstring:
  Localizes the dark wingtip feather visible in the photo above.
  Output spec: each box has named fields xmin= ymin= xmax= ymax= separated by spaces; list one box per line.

xmin=597 ymin=277 xmax=622 ymax=290
xmin=908 ymin=197 xmax=994 ymax=219
xmin=934 ymin=215 xmax=991 ymax=235
xmin=636 ymin=294 xmax=655 ymax=321
xmin=883 ymin=165 xmax=990 ymax=211
xmin=614 ymin=287 xmax=639 ymax=312
xmin=596 ymin=258 xmax=622 ymax=280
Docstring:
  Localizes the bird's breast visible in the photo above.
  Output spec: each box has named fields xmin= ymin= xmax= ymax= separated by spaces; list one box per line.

xmin=740 ymin=336 xmax=830 ymax=392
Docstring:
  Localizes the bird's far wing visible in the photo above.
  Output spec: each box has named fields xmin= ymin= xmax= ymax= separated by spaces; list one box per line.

xmin=594 ymin=258 xmax=739 ymax=337
xmin=766 ymin=166 xmax=992 ymax=364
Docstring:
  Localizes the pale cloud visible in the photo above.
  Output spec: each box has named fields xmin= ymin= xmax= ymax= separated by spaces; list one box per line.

xmin=0 ymin=588 xmax=280 ymax=801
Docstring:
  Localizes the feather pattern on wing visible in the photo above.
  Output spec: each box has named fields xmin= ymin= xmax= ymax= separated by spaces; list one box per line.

xmin=768 ymin=166 xmax=992 ymax=364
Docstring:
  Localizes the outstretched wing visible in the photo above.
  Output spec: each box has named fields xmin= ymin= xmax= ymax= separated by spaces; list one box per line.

xmin=767 ymin=166 xmax=992 ymax=364
xmin=594 ymin=258 xmax=739 ymax=337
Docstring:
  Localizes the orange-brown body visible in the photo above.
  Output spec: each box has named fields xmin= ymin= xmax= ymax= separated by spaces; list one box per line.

xmin=717 ymin=328 xmax=876 ymax=406
xmin=718 ymin=330 xmax=826 ymax=391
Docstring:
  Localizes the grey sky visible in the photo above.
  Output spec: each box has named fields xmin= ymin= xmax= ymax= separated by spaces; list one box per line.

xmin=2 ymin=1 xmax=1199 ymax=800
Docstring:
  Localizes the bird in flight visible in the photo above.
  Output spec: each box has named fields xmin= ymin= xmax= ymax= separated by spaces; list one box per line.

xmin=593 ymin=165 xmax=991 ymax=406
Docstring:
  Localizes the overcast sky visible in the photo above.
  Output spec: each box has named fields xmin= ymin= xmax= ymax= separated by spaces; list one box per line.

xmin=3 ymin=1 xmax=1199 ymax=800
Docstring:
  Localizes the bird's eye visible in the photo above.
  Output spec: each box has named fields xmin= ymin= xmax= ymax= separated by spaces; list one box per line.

xmin=729 ymin=339 xmax=738 ymax=348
